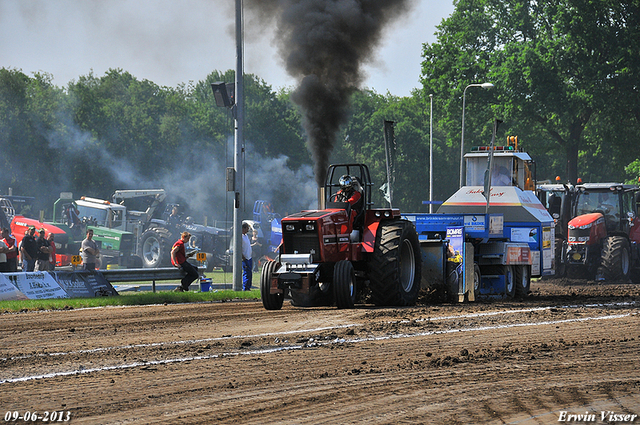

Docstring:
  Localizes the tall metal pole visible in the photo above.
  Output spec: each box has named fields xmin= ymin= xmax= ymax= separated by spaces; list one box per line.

xmin=459 ymin=85 xmax=470 ymax=189
xmin=459 ymin=82 xmax=494 ymax=188
xmin=232 ymin=0 xmax=244 ymax=291
xmin=429 ymin=94 xmax=433 ymax=213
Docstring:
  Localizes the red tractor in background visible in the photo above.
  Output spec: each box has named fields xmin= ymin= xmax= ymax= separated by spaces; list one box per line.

xmin=1 ymin=195 xmax=79 ymax=268
xmin=261 ymin=163 xmax=421 ymax=310
xmin=565 ymin=183 xmax=640 ymax=282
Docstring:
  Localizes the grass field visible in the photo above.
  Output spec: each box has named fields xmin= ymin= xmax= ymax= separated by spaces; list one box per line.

xmin=0 ymin=270 xmax=262 ymax=313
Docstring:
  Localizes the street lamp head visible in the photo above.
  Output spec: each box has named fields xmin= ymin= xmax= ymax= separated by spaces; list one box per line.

xmin=481 ymin=82 xmax=494 ymax=89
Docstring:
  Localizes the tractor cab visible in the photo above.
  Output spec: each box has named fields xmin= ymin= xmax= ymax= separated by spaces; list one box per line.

xmin=324 ymin=163 xmax=373 ymax=226
xmin=572 ymin=183 xmax=638 ymax=234
xmin=465 ymin=144 xmax=536 ymax=191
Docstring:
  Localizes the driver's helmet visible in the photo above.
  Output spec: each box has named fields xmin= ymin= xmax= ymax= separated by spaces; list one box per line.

xmin=339 ymin=175 xmax=354 ymax=192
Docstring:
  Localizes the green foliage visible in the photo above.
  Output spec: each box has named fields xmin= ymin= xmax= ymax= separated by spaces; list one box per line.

xmin=421 ymin=0 xmax=640 ymax=184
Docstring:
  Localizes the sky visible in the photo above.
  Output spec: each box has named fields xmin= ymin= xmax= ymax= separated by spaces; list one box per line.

xmin=0 ymin=0 xmax=455 ymax=97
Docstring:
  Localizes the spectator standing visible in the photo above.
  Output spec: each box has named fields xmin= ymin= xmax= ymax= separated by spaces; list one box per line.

xmin=251 ymin=229 xmax=263 ymax=272
xmin=35 ymin=228 xmax=51 ymax=271
xmin=48 ymin=233 xmax=56 ymax=270
xmin=21 ymin=226 xmax=38 ymax=272
xmin=171 ymin=231 xmax=199 ymax=292
xmin=0 ymin=238 xmax=7 ymax=272
xmin=241 ymin=223 xmax=253 ymax=291
xmin=81 ymin=229 xmax=100 ymax=271
xmin=1 ymin=228 xmax=17 ymax=272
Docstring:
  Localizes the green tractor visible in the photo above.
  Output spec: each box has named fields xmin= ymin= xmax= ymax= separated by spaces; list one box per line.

xmin=53 ymin=194 xmax=141 ymax=268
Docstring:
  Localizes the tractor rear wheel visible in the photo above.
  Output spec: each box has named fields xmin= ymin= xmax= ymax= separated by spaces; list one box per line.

xmin=260 ymin=261 xmax=283 ymax=310
xmin=333 ymin=260 xmax=356 ymax=309
xmin=515 ymin=265 xmax=531 ymax=299
xmin=368 ymin=219 xmax=421 ymax=306
xmin=599 ymin=236 xmax=631 ymax=282
xmin=140 ymin=227 xmax=172 ymax=268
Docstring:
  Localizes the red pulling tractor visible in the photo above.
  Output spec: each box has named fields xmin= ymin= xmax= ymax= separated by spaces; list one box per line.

xmin=261 ymin=164 xmax=422 ymax=309
xmin=566 ymin=182 xmax=640 ymax=282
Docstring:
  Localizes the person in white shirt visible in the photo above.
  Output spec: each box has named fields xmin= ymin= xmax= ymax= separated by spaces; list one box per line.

xmin=241 ymin=223 xmax=253 ymax=291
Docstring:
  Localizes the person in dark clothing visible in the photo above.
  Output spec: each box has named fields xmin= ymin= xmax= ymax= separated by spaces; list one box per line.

xmin=35 ymin=228 xmax=51 ymax=271
xmin=171 ymin=231 xmax=199 ymax=292
xmin=20 ymin=226 xmax=38 ymax=272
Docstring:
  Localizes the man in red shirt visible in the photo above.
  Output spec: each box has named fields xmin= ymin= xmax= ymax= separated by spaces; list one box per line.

xmin=171 ymin=231 xmax=199 ymax=292
xmin=2 ymin=228 xmax=18 ymax=272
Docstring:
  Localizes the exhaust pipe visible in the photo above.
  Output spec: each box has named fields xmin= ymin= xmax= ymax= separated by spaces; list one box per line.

xmin=317 ymin=187 xmax=325 ymax=210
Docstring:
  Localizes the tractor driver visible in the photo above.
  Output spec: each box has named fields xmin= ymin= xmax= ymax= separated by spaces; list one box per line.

xmin=333 ymin=175 xmax=364 ymax=240
xmin=333 ymin=175 xmax=363 ymax=210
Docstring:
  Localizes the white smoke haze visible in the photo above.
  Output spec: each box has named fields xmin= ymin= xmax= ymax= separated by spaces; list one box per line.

xmin=243 ymin=148 xmax=318 ymax=215
xmin=41 ymin=116 xmax=317 ymax=227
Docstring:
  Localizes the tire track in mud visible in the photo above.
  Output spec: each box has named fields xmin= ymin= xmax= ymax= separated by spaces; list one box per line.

xmin=1 ymin=281 xmax=639 ymax=424
xmin=1 ymin=308 xmax=634 ymax=384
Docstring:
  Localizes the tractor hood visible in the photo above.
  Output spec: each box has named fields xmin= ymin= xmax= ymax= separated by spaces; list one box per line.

xmin=282 ymin=208 xmax=351 ymax=236
xmin=568 ymin=212 xmax=604 ymax=229
xmin=438 ymin=186 xmax=553 ymax=225
xmin=284 ymin=208 xmax=348 ymax=221
xmin=11 ymin=216 xmax=73 ymax=245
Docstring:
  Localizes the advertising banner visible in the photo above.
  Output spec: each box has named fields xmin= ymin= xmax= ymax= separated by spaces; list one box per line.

xmin=0 ymin=271 xmax=117 ymax=301
xmin=53 ymin=271 xmax=118 ymax=297
xmin=446 ymin=227 xmax=465 ymax=298
xmin=3 ymin=272 xmax=69 ymax=300
xmin=0 ymin=275 xmax=29 ymax=301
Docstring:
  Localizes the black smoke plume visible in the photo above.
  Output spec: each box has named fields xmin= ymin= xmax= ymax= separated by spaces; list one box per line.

xmin=245 ymin=0 xmax=412 ymax=186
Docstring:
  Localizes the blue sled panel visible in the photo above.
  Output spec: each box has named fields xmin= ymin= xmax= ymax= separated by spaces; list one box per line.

xmin=419 ymin=241 xmax=446 ymax=289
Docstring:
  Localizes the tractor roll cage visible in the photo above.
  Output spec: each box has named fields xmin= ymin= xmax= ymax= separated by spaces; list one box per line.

xmin=324 ymin=163 xmax=374 ymax=211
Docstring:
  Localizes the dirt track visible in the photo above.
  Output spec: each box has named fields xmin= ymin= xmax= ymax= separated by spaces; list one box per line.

xmin=1 ymin=279 xmax=639 ymax=424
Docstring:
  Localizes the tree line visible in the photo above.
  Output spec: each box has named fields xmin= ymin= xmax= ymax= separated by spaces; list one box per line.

xmin=1 ymin=0 xmax=638 ymax=221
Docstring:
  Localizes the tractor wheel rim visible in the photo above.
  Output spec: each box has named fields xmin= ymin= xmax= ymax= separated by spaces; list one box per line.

xmin=400 ymin=239 xmax=415 ymax=292
xmin=143 ymin=238 xmax=159 ymax=262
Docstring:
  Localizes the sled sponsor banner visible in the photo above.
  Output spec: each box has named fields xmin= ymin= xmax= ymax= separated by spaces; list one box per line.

xmin=53 ymin=271 xmax=118 ymax=297
xmin=505 ymin=245 xmax=532 ymax=265
xmin=0 ymin=274 xmax=29 ymax=301
xmin=510 ymin=227 xmax=538 ymax=244
xmin=463 ymin=215 xmax=485 ymax=232
xmin=4 ymin=272 xmax=69 ymax=300
xmin=446 ymin=227 xmax=465 ymax=298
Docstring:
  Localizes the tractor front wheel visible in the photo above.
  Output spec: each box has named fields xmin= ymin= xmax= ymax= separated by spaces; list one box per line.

xmin=260 ymin=261 xmax=283 ymax=310
xmin=599 ymin=236 xmax=631 ymax=282
xmin=333 ymin=260 xmax=356 ymax=309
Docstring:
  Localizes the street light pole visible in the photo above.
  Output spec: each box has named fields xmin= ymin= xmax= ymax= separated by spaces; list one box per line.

xmin=459 ymin=82 xmax=494 ymax=188
xmin=231 ymin=0 xmax=244 ymax=291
